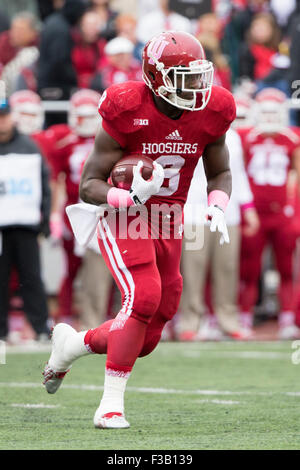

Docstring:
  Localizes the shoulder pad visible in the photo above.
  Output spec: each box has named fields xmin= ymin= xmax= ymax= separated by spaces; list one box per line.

xmin=98 ymin=82 xmax=146 ymax=134
xmin=47 ymin=124 xmax=72 ymax=140
xmin=47 ymin=124 xmax=77 ymax=149
xmin=286 ymin=126 xmax=300 ymax=144
xmin=204 ymin=86 xmax=236 ymax=137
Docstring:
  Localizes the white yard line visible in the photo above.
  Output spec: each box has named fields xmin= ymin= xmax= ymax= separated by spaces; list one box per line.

xmin=8 ymin=398 xmax=240 ymax=407
xmin=4 ymin=341 xmax=292 ymax=354
xmin=0 ymin=381 xmax=298 ymax=398
xmin=182 ymin=351 xmax=290 ymax=359
xmin=10 ymin=403 xmax=61 ymax=409
xmin=194 ymin=399 xmax=241 ymax=405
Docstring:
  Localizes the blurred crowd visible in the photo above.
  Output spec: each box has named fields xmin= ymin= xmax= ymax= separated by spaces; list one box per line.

xmin=1 ymin=0 xmax=300 ymax=344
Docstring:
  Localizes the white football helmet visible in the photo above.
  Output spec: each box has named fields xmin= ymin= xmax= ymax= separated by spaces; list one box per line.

xmin=68 ymin=89 xmax=101 ymax=137
xmin=254 ymin=88 xmax=288 ymax=133
xmin=10 ymin=90 xmax=44 ymax=135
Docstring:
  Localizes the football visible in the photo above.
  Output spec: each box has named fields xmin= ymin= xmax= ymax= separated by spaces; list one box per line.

xmin=110 ymin=154 xmax=154 ymax=190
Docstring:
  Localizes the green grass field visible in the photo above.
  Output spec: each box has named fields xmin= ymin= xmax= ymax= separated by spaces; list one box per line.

xmin=1 ymin=340 xmax=300 ymax=450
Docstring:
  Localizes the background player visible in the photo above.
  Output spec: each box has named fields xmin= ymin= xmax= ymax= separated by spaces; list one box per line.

xmin=45 ymin=89 xmax=101 ymax=323
xmin=40 ymin=90 xmax=101 ymax=322
xmin=43 ymin=31 xmax=236 ymax=429
xmin=10 ymin=89 xmax=101 ymax=324
xmin=238 ymin=88 xmax=300 ymax=339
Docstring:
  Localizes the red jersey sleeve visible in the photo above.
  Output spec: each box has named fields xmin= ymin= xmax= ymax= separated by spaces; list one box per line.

xmin=31 ymin=128 xmax=70 ymax=180
xmin=98 ymin=82 xmax=145 ymax=147
xmin=45 ymin=124 xmax=74 ymax=179
xmin=31 ymin=130 xmax=55 ymax=164
xmin=203 ymin=86 xmax=236 ymax=141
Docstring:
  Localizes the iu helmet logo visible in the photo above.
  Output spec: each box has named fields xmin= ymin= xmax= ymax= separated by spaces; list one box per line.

xmin=147 ymin=38 xmax=169 ymax=65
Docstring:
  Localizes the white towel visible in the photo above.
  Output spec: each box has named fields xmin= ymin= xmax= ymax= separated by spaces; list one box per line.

xmin=65 ymin=203 xmax=107 ymax=247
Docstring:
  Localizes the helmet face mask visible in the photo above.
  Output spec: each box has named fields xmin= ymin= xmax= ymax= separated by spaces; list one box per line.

xmin=68 ymin=90 xmax=101 ymax=137
xmin=12 ymin=107 xmax=44 ymax=135
xmin=160 ymin=61 xmax=214 ymax=110
xmin=10 ymin=91 xmax=44 ymax=135
xmin=69 ymin=105 xmax=99 ymax=137
xmin=255 ymin=101 xmax=288 ymax=133
xmin=143 ymin=31 xmax=214 ymax=111
xmin=254 ymin=88 xmax=288 ymax=134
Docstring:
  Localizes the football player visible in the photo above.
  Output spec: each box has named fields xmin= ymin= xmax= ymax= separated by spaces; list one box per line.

xmin=43 ymin=31 xmax=236 ymax=428
xmin=39 ymin=89 xmax=101 ymax=322
xmin=238 ymin=88 xmax=300 ymax=339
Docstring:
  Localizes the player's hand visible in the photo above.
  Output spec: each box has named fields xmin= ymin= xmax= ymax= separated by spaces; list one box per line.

xmin=243 ymin=208 xmax=260 ymax=237
xmin=130 ymin=160 xmax=164 ymax=205
xmin=206 ymin=205 xmax=230 ymax=245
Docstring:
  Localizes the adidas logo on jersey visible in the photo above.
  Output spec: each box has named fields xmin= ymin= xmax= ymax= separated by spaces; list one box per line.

xmin=165 ymin=130 xmax=182 ymax=141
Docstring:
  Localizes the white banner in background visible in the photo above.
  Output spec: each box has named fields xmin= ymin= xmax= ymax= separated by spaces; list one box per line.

xmin=0 ymin=153 xmax=42 ymax=227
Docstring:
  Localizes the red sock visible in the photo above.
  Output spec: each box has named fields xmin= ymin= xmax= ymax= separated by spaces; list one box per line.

xmin=84 ymin=316 xmax=148 ymax=368
xmin=107 ymin=315 xmax=148 ymax=369
xmin=84 ymin=319 xmax=114 ymax=354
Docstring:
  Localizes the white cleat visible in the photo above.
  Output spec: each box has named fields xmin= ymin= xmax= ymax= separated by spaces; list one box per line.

xmin=197 ymin=322 xmax=225 ymax=341
xmin=278 ymin=324 xmax=300 ymax=340
xmin=93 ymin=409 xmax=130 ymax=429
xmin=42 ymin=323 xmax=75 ymax=394
xmin=42 ymin=364 xmax=70 ymax=394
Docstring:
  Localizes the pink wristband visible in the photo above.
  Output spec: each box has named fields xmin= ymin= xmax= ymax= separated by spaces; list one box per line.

xmin=207 ymin=190 xmax=229 ymax=212
xmin=107 ymin=187 xmax=134 ymax=208
xmin=241 ymin=201 xmax=255 ymax=212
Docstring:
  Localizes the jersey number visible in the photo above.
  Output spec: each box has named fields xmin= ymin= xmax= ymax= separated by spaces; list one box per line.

xmin=248 ymin=148 xmax=289 ymax=186
xmin=155 ymin=155 xmax=185 ymax=196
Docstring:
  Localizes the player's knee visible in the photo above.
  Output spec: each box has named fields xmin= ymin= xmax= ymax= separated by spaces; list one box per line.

xmin=139 ymin=332 xmax=161 ymax=358
xmin=159 ymin=275 xmax=183 ymax=322
xmin=131 ymin=277 xmax=162 ymax=323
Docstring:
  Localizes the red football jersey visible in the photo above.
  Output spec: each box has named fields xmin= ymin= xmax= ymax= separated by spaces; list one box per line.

xmin=98 ymin=81 xmax=236 ymax=207
xmin=41 ymin=124 xmax=95 ymax=204
xmin=31 ymin=129 xmax=58 ymax=178
xmin=238 ymin=127 xmax=300 ymax=214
